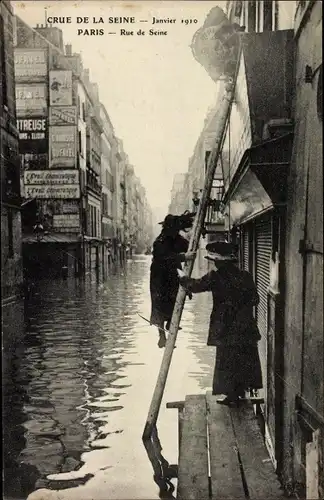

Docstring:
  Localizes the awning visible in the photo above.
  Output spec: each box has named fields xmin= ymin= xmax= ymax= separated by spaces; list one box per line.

xmin=23 ymin=233 xmax=80 ymax=244
xmin=223 ymin=132 xmax=293 ymax=225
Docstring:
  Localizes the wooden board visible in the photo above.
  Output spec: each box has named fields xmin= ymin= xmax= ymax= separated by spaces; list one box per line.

xmin=206 ymin=392 xmax=245 ymax=499
xmin=177 ymin=395 xmax=209 ymax=500
xmin=230 ymin=401 xmax=283 ymax=499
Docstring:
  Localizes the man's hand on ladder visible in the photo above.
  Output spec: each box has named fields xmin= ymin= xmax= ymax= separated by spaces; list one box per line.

xmin=184 ymin=251 xmax=197 ymax=262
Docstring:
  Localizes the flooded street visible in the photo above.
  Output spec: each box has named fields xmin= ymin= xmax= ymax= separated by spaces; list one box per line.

xmin=4 ymin=255 xmax=214 ymax=500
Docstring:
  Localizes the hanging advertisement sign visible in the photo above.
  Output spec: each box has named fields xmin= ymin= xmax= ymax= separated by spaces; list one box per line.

xmin=49 ymin=70 xmax=73 ymax=106
xmin=49 ymin=106 xmax=77 ymax=125
xmin=25 ymin=185 xmax=80 ymax=199
xmin=24 ymin=170 xmax=79 ymax=185
xmin=16 ymin=84 xmax=47 ymax=116
xmin=49 ymin=125 xmax=76 ymax=168
xmin=17 ymin=117 xmax=47 ymax=153
xmin=14 ymin=49 xmax=47 ymax=81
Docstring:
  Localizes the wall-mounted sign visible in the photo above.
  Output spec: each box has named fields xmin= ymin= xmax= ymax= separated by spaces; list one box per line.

xmin=25 ymin=185 xmax=80 ymax=199
xmin=52 ymin=214 xmax=80 ymax=228
xmin=49 ymin=125 xmax=76 ymax=168
xmin=49 ymin=70 xmax=72 ymax=106
xmin=24 ymin=169 xmax=79 ymax=185
xmin=14 ymin=49 xmax=47 ymax=81
xmin=17 ymin=117 xmax=47 ymax=153
xmin=49 ymin=106 xmax=77 ymax=125
xmin=16 ymin=84 xmax=47 ymax=116
xmin=41 ymin=199 xmax=79 ymax=215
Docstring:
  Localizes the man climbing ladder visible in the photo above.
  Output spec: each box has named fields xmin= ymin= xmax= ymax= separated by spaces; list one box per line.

xmin=143 ymin=4 xmax=244 ymax=441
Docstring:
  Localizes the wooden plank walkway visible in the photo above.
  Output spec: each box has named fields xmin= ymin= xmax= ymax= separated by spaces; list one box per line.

xmin=167 ymin=391 xmax=284 ymax=500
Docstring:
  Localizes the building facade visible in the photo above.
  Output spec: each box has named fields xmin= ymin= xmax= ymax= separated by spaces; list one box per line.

xmin=281 ymin=2 xmax=323 ymax=498
xmin=14 ymin=17 xmax=152 ymax=278
xmin=15 ymin=19 xmax=87 ymax=278
xmin=100 ymin=103 xmax=115 ymax=271
xmin=215 ymin=1 xmax=322 ymax=497
xmin=1 ymin=0 xmax=24 ymax=352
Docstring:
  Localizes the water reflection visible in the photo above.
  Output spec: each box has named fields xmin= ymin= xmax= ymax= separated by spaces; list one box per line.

xmin=143 ymin=427 xmax=177 ymax=499
xmin=4 ymin=255 xmax=215 ymax=500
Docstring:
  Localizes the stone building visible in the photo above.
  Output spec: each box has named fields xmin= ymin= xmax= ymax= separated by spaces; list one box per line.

xmin=1 ymin=0 xmax=24 ymax=352
xmin=212 ymin=1 xmax=322 ymax=497
xmin=281 ymin=2 xmax=323 ymax=498
xmin=100 ymin=103 xmax=115 ymax=271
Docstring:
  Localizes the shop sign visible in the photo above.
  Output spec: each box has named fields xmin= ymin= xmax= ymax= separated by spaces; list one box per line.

xmin=14 ymin=49 xmax=47 ymax=81
xmin=49 ymin=70 xmax=72 ymax=106
xmin=17 ymin=117 xmax=47 ymax=153
xmin=24 ymin=169 xmax=79 ymax=185
xmin=16 ymin=84 xmax=47 ymax=116
xmin=62 ymin=200 xmax=79 ymax=213
xmin=49 ymin=125 xmax=76 ymax=168
xmin=25 ymin=185 xmax=80 ymax=199
xmin=52 ymin=214 xmax=80 ymax=228
xmin=49 ymin=106 xmax=77 ymax=125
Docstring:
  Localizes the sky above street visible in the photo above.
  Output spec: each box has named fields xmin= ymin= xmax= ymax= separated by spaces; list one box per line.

xmin=13 ymin=0 xmax=224 ymax=221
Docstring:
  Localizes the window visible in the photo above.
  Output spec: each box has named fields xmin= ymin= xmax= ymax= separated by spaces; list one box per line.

xmin=82 ymin=102 xmax=86 ymax=121
xmin=247 ymin=1 xmax=256 ymax=32
xmin=0 ymin=15 xmax=8 ymax=107
xmin=256 ymin=1 xmax=264 ymax=32
xmin=8 ymin=211 xmax=14 ymax=258
xmin=78 ymin=131 xmax=82 ymax=154
xmin=272 ymin=1 xmax=279 ymax=30
xmin=77 ymin=96 xmax=81 ymax=117
xmin=102 ymin=193 xmax=107 ymax=216
xmin=263 ymin=1 xmax=273 ymax=31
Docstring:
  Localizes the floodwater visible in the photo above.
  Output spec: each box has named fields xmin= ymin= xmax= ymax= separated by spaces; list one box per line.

xmin=3 ymin=255 xmax=215 ymax=500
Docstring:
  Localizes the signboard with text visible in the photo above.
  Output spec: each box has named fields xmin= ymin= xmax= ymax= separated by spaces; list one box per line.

xmin=24 ymin=169 xmax=79 ymax=185
xmin=16 ymin=84 xmax=47 ymax=116
xmin=49 ymin=70 xmax=73 ymax=106
xmin=49 ymin=125 xmax=76 ymax=168
xmin=25 ymin=185 xmax=80 ymax=199
xmin=52 ymin=214 xmax=80 ymax=229
xmin=14 ymin=49 xmax=47 ymax=81
xmin=17 ymin=117 xmax=47 ymax=153
xmin=49 ymin=106 xmax=77 ymax=126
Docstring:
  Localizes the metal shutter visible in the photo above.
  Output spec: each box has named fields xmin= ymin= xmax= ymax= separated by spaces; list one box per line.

xmin=255 ymin=215 xmax=272 ymax=388
xmin=243 ymin=226 xmax=250 ymax=272
xmin=255 ymin=217 xmax=272 ymax=337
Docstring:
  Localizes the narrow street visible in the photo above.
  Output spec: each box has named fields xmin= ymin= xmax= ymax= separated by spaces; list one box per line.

xmin=4 ymin=255 xmax=215 ymax=500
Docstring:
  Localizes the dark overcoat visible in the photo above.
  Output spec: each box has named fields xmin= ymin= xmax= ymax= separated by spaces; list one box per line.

xmin=180 ymin=263 xmax=261 ymax=346
xmin=150 ymin=232 xmax=189 ymax=325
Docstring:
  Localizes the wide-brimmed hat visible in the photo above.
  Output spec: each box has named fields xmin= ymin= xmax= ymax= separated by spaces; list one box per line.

xmin=159 ymin=211 xmax=195 ymax=231
xmin=205 ymin=241 xmax=238 ymax=262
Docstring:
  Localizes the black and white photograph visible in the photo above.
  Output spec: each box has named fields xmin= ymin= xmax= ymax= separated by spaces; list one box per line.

xmin=1 ymin=1 xmax=323 ymax=499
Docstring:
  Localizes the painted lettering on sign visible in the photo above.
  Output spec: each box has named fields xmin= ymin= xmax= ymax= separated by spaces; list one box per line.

xmin=16 ymin=84 xmax=47 ymax=116
xmin=49 ymin=107 xmax=77 ymax=125
xmin=52 ymin=214 xmax=80 ymax=228
xmin=49 ymin=125 xmax=76 ymax=167
xmin=24 ymin=169 xmax=79 ymax=185
xmin=14 ymin=49 xmax=47 ymax=80
xmin=17 ymin=118 xmax=47 ymax=141
xmin=25 ymin=185 xmax=80 ymax=199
